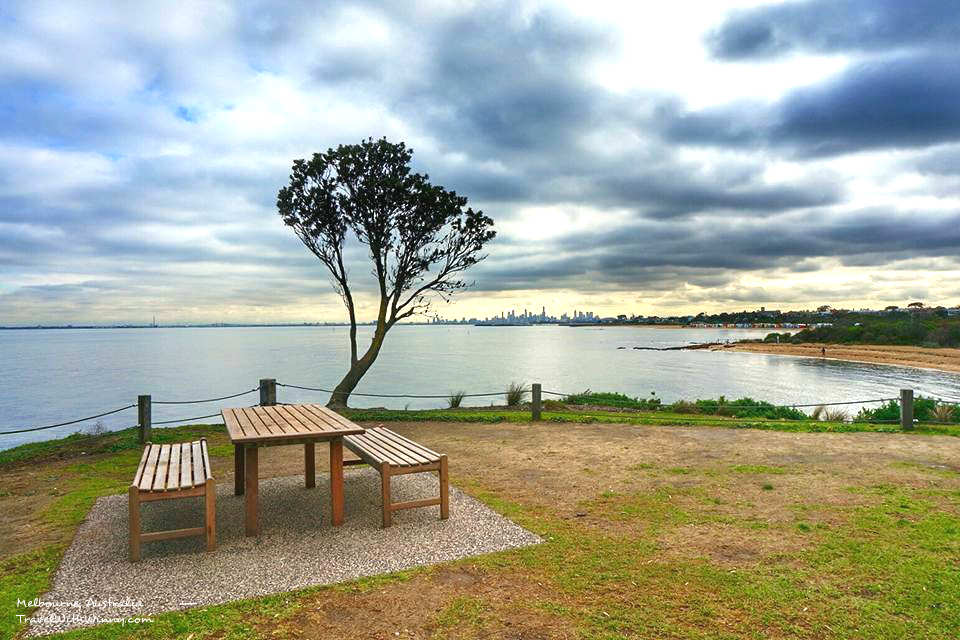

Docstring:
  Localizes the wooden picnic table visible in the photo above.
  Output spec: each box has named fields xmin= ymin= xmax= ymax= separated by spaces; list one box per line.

xmin=221 ymin=404 xmax=365 ymax=536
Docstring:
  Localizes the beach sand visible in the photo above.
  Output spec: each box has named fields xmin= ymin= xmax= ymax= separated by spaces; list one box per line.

xmin=713 ymin=342 xmax=960 ymax=374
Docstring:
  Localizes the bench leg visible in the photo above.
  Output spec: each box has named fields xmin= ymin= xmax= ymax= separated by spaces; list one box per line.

xmin=330 ymin=438 xmax=344 ymax=526
xmin=244 ymin=446 xmax=259 ymax=536
xmin=234 ymin=444 xmax=244 ymax=496
xmin=305 ymin=442 xmax=315 ymax=489
xmin=380 ymin=462 xmax=392 ymax=528
xmin=439 ymin=455 xmax=449 ymax=520
xmin=205 ymin=481 xmax=216 ymax=551
xmin=128 ymin=486 xmax=141 ymax=562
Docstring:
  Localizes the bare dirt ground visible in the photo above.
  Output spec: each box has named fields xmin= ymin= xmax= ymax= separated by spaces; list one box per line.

xmin=714 ymin=341 xmax=960 ymax=373
xmin=4 ymin=421 xmax=959 ymax=638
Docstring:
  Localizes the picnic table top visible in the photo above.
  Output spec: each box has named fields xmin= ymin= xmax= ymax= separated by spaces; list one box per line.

xmin=222 ymin=404 xmax=365 ymax=445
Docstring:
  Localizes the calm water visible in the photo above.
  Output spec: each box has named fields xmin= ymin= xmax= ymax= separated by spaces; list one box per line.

xmin=3 ymin=325 xmax=960 ymax=450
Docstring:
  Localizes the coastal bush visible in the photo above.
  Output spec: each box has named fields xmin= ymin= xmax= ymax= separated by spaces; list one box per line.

xmin=505 ymin=382 xmax=528 ymax=406
xmin=564 ymin=390 xmax=661 ymax=410
xmin=670 ymin=400 xmax=700 ymax=414
xmin=763 ymin=332 xmax=795 ymax=343
xmin=447 ymin=391 xmax=466 ymax=408
xmin=853 ymin=396 xmax=956 ymax=423
xmin=672 ymin=396 xmax=807 ymax=420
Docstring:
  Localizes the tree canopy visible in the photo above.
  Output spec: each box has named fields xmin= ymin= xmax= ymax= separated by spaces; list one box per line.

xmin=277 ymin=138 xmax=495 ymax=406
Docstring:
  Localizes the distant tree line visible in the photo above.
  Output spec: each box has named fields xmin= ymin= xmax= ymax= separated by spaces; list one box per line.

xmin=764 ymin=312 xmax=960 ymax=348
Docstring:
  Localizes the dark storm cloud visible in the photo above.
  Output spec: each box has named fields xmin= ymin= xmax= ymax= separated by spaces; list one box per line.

xmin=707 ymin=0 xmax=960 ymax=60
xmin=662 ymin=54 xmax=960 ymax=157
xmin=469 ymin=208 xmax=960 ymax=292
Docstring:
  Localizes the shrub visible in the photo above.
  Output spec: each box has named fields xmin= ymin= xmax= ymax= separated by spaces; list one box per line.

xmin=505 ymin=382 xmax=528 ymax=407
xmin=447 ymin=390 xmax=466 ymax=409
xmin=681 ymin=396 xmax=807 ymax=420
xmin=671 ymin=400 xmax=700 ymax=414
xmin=855 ymin=396 xmax=948 ymax=423
xmin=564 ymin=390 xmax=661 ymax=410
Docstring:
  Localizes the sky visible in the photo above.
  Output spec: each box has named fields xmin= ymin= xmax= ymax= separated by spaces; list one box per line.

xmin=1 ymin=0 xmax=959 ymax=325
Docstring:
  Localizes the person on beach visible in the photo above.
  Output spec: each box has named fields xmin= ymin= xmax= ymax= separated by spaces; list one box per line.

xmin=821 ymin=347 xmax=826 ymax=357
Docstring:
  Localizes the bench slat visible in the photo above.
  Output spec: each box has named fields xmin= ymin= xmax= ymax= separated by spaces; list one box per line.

xmin=138 ymin=444 xmax=162 ymax=491
xmin=191 ymin=441 xmax=204 ymax=487
xmin=344 ymin=428 xmax=439 ymax=468
xmin=201 ymin=439 xmax=213 ymax=480
xmin=370 ymin=427 xmax=435 ymax=464
xmin=344 ymin=433 xmax=404 ymax=466
xmin=373 ymin=428 xmax=440 ymax=462
xmin=344 ymin=434 xmax=394 ymax=465
xmin=168 ymin=441 xmax=181 ymax=491
xmin=152 ymin=444 xmax=171 ymax=491
xmin=365 ymin=429 xmax=433 ymax=465
xmin=132 ymin=444 xmax=152 ymax=487
xmin=180 ymin=442 xmax=193 ymax=489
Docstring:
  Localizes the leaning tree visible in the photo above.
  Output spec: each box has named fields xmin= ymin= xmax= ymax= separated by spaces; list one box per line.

xmin=277 ymin=138 xmax=496 ymax=408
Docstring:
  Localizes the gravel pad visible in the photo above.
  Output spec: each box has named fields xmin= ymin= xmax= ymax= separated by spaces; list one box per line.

xmin=27 ymin=470 xmax=540 ymax=636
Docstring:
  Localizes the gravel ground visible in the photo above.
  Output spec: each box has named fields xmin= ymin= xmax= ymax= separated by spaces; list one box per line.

xmin=27 ymin=470 xmax=540 ymax=636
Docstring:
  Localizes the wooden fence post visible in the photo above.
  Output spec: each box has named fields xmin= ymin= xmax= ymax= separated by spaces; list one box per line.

xmin=260 ymin=379 xmax=277 ymax=406
xmin=138 ymin=395 xmax=151 ymax=443
xmin=900 ymin=388 xmax=914 ymax=430
xmin=532 ymin=383 xmax=542 ymax=421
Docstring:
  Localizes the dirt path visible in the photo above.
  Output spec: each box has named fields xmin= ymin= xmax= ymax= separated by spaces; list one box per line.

xmin=713 ymin=342 xmax=960 ymax=373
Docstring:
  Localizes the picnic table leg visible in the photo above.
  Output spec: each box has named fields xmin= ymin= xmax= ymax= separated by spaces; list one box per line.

xmin=304 ymin=442 xmax=315 ymax=489
xmin=244 ymin=445 xmax=259 ymax=536
xmin=330 ymin=437 xmax=344 ymax=526
xmin=234 ymin=443 xmax=244 ymax=496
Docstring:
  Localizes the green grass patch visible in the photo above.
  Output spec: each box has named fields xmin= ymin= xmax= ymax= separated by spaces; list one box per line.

xmin=1 ymin=545 xmax=63 ymax=640
xmin=0 ymin=424 xmax=227 ymax=468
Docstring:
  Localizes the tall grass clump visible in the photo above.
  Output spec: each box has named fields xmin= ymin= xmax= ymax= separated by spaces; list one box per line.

xmin=505 ymin=382 xmax=528 ymax=407
xmin=447 ymin=391 xmax=466 ymax=409
xmin=812 ymin=405 xmax=849 ymax=422
xmin=931 ymin=403 xmax=959 ymax=423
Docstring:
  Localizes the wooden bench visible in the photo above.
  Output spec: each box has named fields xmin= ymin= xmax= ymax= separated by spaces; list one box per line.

xmin=129 ymin=439 xmax=216 ymax=562
xmin=343 ymin=427 xmax=448 ymax=527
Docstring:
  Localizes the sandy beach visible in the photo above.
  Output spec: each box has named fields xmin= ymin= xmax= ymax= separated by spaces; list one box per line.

xmin=713 ymin=342 xmax=960 ymax=374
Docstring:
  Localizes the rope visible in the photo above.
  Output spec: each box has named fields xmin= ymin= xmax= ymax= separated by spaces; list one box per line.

xmin=153 ymin=412 xmax=224 ymax=425
xmin=153 ymin=387 xmax=260 ymax=405
xmin=277 ymin=382 xmax=507 ymax=399
xmin=0 ymin=404 xmax=136 ymax=435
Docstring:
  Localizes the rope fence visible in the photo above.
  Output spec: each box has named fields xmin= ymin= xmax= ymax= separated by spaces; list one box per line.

xmin=0 ymin=404 xmax=136 ymax=435
xmin=1 ymin=378 xmax=958 ymax=441
xmin=152 ymin=387 xmax=259 ymax=405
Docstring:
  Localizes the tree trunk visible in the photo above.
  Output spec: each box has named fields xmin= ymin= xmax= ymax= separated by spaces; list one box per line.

xmin=327 ymin=323 xmax=390 ymax=409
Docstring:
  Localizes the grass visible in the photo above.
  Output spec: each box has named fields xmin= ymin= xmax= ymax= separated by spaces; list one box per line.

xmin=3 ymin=416 xmax=960 ymax=638
xmin=1 ymin=546 xmax=62 ymax=640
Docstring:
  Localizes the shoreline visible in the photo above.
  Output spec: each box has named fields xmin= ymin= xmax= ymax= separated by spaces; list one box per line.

xmin=711 ymin=342 xmax=960 ymax=375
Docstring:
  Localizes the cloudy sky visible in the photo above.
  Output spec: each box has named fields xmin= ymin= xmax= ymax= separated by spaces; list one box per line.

xmin=1 ymin=0 xmax=959 ymax=325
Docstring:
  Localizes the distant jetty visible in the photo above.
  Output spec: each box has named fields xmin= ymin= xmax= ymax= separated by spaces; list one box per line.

xmin=618 ymin=342 xmax=722 ymax=351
